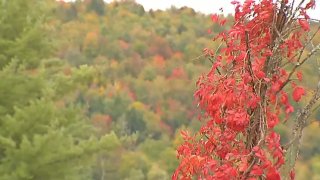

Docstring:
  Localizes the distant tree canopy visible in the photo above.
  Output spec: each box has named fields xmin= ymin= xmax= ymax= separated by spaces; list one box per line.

xmin=0 ymin=0 xmax=320 ymax=179
xmin=86 ymin=0 xmax=105 ymax=15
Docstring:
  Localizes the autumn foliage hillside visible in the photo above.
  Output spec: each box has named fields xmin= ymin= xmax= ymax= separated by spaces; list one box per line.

xmin=53 ymin=1 xmax=320 ymax=179
xmin=1 ymin=0 xmax=320 ymax=179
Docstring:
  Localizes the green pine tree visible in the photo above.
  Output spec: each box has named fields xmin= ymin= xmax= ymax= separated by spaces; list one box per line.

xmin=0 ymin=0 xmax=53 ymax=68
xmin=0 ymin=1 xmax=121 ymax=179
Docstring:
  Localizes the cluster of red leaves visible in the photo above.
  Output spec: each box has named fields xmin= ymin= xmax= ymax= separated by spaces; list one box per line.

xmin=174 ymin=0 xmax=314 ymax=179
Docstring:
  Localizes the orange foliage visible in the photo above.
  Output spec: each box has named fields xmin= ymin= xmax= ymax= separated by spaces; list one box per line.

xmin=172 ymin=51 xmax=183 ymax=60
xmin=92 ymin=114 xmax=112 ymax=130
xmin=153 ymin=55 xmax=166 ymax=69
xmin=107 ymin=92 xmax=113 ymax=98
xmin=63 ymin=67 xmax=72 ymax=76
xmin=128 ymin=90 xmax=136 ymax=101
xmin=118 ymin=40 xmax=130 ymax=50
xmin=83 ymin=31 xmax=99 ymax=48
xmin=170 ymin=67 xmax=187 ymax=79
xmin=147 ymin=36 xmax=173 ymax=58
xmin=155 ymin=104 xmax=163 ymax=116
xmin=26 ymin=68 xmax=38 ymax=76
xmin=55 ymin=100 xmax=65 ymax=108
xmin=159 ymin=121 xmax=173 ymax=135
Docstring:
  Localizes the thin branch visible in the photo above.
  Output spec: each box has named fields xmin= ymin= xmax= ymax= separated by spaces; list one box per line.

xmin=191 ymin=54 xmax=206 ymax=61
xmin=312 ymin=103 xmax=320 ymax=113
xmin=283 ymin=80 xmax=320 ymax=176
xmin=245 ymin=31 xmax=253 ymax=74
xmin=297 ymin=24 xmax=320 ymax=62
xmin=241 ymin=157 xmax=257 ymax=179
xmin=278 ymin=43 xmax=320 ymax=93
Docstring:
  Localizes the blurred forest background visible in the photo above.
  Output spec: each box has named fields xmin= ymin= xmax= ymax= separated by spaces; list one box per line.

xmin=1 ymin=0 xmax=320 ymax=179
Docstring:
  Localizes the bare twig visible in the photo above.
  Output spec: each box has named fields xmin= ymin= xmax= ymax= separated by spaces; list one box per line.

xmin=278 ymin=44 xmax=320 ymax=93
xmin=282 ymin=81 xmax=320 ymax=177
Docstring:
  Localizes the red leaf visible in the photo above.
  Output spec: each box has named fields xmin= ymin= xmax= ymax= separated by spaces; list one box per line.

xmin=220 ymin=19 xmax=227 ymax=26
xmin=231 ymin=0 xmax=239 ymax=5
xmin=271 ymin=82 xmax=281 ymax=92
xmin=306 ymin=0 xmax=315 ymax=9
xmin=266 ymin=169 xmax=280 ymax=180
xmin=298 ymin=19 xmax=310 ymax=31
xmin=264 ymin=78 xmax=270 ymax=82
xmin=285 ymin=105 xmax=294 ymax=114
xmin=238 ymin=161 xmax=248 ymax=172
xmin=256 ymin=71 xmax=266 ymax=79
xmin=180 ymin=130 xmax=190 ymax=140
xmin=280 ymin=92 xmax=289 ymax=105
xmin=172 ymin=171 xmax=178 ymax=180
xmin=290 ymin=170 xmax=295 ymax=180
xmin=211 ymin=14 xmax=219 ymax=23
xmin=268 ymin=114 xmax=279 ymax=128
xmin=251 ymin=165 xmax=264 ymax=176
xmin=292 ymin=86 xmax=305 ymax=102
xmin=296 ymin=71 xmax=303 ymax=81
xmin=229 ymin=29 xmax=242 ymax=38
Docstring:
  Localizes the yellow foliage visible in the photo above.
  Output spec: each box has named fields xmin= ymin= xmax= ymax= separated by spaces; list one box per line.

xmin=114 ymin=81 xmax=123 ymax=92
xmin=130 ymin=101 xmax=145 ymax=111
xmin=110 ymin=60 xmax=119 ymax=69
xmin=118 ymin=10 xmax=131 ymax=18
xmin=172 ymin=127 xmax=186 ymax=148
xmin=98 ymin=86 xmax=105 ymax=96
xmin=61 ymin=2 xmax=71 ymax=10
xmin=295 ymin=161 xmax=312 ymax=179
xmin=84 ymin=13 xmax=99 ymax=24
xmin=83 ymin=31 xmax=99 ymax=49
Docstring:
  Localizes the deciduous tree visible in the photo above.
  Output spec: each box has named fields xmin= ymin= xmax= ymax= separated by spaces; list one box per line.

xmin=174 ymin=0 xmax=320 ymax=179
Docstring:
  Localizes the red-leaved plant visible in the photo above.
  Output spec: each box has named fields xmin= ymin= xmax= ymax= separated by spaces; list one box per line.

xmin=173 ymin=0 xmax=320 ymax=179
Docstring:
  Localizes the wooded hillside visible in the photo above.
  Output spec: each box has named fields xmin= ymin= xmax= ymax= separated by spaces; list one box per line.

xmin=0 ymin=0 xmax=319 ymax=179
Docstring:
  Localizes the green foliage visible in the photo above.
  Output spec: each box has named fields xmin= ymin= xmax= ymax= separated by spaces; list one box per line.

xmin=86 ymin=0 xmax=105 ymax=15
xmin=1 ymin=0 xmax=319 ymax=179
xmin=0 ymin=66 xmax=43 ymax=115
xmin=301 ymin=122 xmax=320 ymax=160
xmin=119 ymin=152 xmax=150 ymax=179
xmin=138 ymin=138 xmax=170 ymax=160
xmin=0 ymin=1 xmax=121 ymax=179
xmin=0 ymin=0 xmax=53 ymax=68
xmin=310 ymin=155 xmax=320 ymax=179
xmin=147 ymin=164 xmax=169 ymax=180
xmin=125 ymin=169 xmax=145 ymax=180
xmin=0 ymin=64 xmax=121 ymax=179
